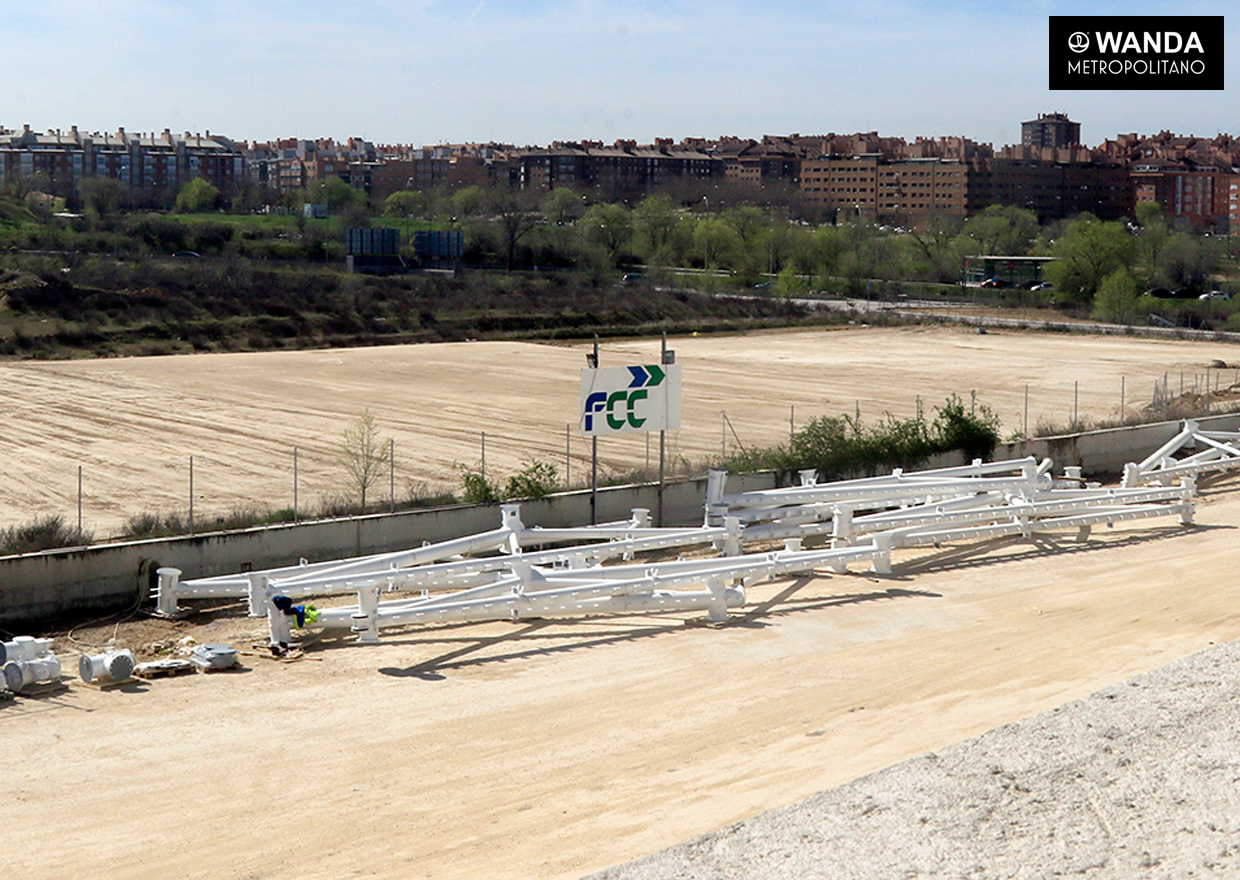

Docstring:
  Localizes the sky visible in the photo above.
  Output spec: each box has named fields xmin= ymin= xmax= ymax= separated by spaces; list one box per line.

xmin=4 ymin=0 xmax=1235 ymax=149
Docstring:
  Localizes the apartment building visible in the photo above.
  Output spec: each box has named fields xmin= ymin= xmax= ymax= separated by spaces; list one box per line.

xmin=0 ymin=125 xmax=243 ymax=196
xmin=799 ymin=155 xmax=967 ymax=221
xmin=1132 ymin=161 xmax=1236 ymax=232
xmin=1021 ymin=113 xmax=1081 ymax=150
xmin=511 ymin=141 xmax=721 ymax=196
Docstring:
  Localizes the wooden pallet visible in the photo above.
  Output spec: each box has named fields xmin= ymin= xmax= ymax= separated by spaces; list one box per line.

xmin=13 ymin=679 xmax=69 ymax=698
xmin=132 ymin=659 xmax=195 ymax=680
xmin=77 ymin=676 xmax=141 ymax=691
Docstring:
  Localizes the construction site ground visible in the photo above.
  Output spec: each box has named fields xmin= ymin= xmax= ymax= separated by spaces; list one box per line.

xmin=4 ymin=326 xmax=1240 ymax=879
xmin=2 ymin=324 xmax=1238 ymax=538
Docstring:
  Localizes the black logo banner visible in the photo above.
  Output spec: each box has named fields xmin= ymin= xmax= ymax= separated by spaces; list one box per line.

xmin=1049 ymin=16 xmax=1224 ymax=90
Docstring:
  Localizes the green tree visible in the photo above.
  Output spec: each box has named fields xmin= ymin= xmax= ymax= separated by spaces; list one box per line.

xmin=692 ymin=216 xmax=740 ymax=271
xmin=1159 ymin=231 xmax=1220 ymax=291
xmin=962 ymin=205 xmax=1040 ymax=256
xmin=1092 ymin=268 xmax=1142 ymax=324
xmin=542 ymin=187 xmax=586 ymax=260
xmin=772 ymin=266 xmax=808 ymax=298
xmin=310 ymin=175 xmax=367 ymax=213
xmin=632 ymin=194 xmax=688 ymax=267
xmin=1047 ymin=213 xmax=1134 ymax=302
xmin=1132 ymin=201 xmax=1170 ymax=287
xmin=383 ymin=190 xmax=427 ymax=218
xmin=582 ymin=203 xmax=633 ymax=266
xmin=175 ymin=177 xmax=220 ymax=213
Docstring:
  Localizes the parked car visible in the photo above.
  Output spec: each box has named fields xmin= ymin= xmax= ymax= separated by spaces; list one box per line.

xmin=1199 ymin=291 xmax=1232 ymax=301
xmin=1146 ymin=287 xmax=1173 ymax=298
xmin=1030 ymin=282 xmax=1053 ymax=292
xmin=979 ymin=278 xmax=1008 ymax=289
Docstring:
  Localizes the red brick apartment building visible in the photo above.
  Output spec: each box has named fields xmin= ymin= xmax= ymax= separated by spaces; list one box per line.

xmin=1132 ymin=161 xmax=1237 ymax=233
xmin=798 ymin=154 xmax=1132 ymax=224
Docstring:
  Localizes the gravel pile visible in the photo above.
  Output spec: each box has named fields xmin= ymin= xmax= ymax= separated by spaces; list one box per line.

xmin=588 ymin=639 xmax=1240 ymax=879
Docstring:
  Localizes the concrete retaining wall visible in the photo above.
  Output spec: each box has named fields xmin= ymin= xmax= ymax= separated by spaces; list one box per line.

xmin=3 ymin=414 xmax=1238 ymax=631
xmin=0 ymin=472 xmax=777 ymax=630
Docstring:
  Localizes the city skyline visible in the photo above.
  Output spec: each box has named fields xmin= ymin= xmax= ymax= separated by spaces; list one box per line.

xmin=7 ymin=1 xmax=1235 ymax=149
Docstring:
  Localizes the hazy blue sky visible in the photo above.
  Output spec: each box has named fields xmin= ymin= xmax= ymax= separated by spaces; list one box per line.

xmin=5 ymin=0 xmax=1234 ymax=147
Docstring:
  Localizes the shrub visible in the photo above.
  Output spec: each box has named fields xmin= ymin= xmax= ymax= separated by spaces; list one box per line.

xmin=504 ymin=460 xmax=559 ymax=500
xmin=726 ymin=394 xmax=1001 ymax=481
xmin=0 ymin=515 xmax=93 ymax=554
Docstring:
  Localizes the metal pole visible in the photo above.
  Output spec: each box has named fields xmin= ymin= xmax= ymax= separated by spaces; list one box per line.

xmin=1121 ymin=376 xmax=1126 ymax=422
xmin=390 ymin=437 xmax=395 ymax=513
xmin=566 ymin=423 xmax=571 ymax=487
xmin=77 ymin=465 xmax=82 ymax=537
xmin=658 ymin=332 xmax=669 ymax=528
xmin=721 ymin=411 xmax=727 ymax=456
xmin=293 ymin=447 xmax=299 ymax=522
xmin=1074 ymin=380 xmax=1078 ymax=427
xmin=790 ymin=404 xmax=795 ymax=449
xmin=1023 ymin=385 xmax=1029 ymax=437
xmin=481 ymin=431 xmax=486 ymax=482
xmin=189 ymin=455 xmax=195 ymax=535
xmin=591 ymin=335 xmax=599 ymax=525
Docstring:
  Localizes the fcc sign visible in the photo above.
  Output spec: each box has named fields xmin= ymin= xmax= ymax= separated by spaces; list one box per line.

xmin=1049 ymin=16 xmax=1224 ymax=90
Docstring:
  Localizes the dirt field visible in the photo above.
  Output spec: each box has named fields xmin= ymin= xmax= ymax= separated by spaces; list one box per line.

xmin=2 ymin=325 xmax=1238 ymax=537
xmin=6 ymin=471 xmax=1240 ymax=880
xmin=6 ymin=327 xmax=1240 ymax=878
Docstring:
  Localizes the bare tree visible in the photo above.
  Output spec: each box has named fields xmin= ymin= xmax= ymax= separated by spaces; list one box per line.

xmin=339 ymin=410 xmax=390 ymax=510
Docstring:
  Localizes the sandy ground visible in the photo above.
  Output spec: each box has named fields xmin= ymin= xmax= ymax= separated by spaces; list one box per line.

xmin=2 ymin=325 xmax=1238 ymax=537
xmin=5 ymin=468 xmax=1240 ymax=880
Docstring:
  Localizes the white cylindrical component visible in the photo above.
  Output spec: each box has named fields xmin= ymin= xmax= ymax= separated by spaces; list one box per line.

xmin=705 ymin=469 xmax=728 ymax=512
xmin=5 ymin=655 xmax=62 ymax=692
xmin=798 ymin=469 xmax=818 ymax=487
xmin=723 ymin=517 xmax=743 ymax=557
xmin=0 ymin=636 xmax=54 ymax=664
xmin=246 ymin=572 xmax=267 ymax=618
xmin=155 ymin=567 xmax=182 ymax=616
xmin=630 ymin=508 xmax=651 ymax=528
xmin=78 ymin=650 xmax=136 ymax=684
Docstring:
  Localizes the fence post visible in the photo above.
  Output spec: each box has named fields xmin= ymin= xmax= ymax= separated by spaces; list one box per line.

xmin=189 ymin=455 xmax=195 ymax=535
xmin=390 ymin=437 xmax=395 ymax=513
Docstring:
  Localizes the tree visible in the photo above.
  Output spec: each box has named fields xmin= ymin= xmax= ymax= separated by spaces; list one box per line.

xmin=310 ymin=175 xmax=367 ymax=213
xmin=1159 ymin=231 xmax=1220 ymax=291
xmin=79 ymin=176 xmax=123 ymax=224
xmin=542 ymin=187 xmax=586 ymax=260
xmin=339 ymin=410 xmax=391 ymax=509
xmin=631 ymin=194 xmax=683 ymax=261
xmin=962 ymin=205 xmax=1039 ymax=256
xmin=383 ymin=190 xmax=427 ymax=218
xmin=490 ymin=188 xmax=543 ymax=270
xmin=1047 ymin=213 xmax=1134 ymax=302
xmin=1092 ymin=268 xmax=1142 ymax=325
xmin=175 ymin=177 xmax=220 ymax=213
xmin=906 ymin=213 xmax=966 ymax=283
xmin=582 ymin=203 xmax=633 ymax=266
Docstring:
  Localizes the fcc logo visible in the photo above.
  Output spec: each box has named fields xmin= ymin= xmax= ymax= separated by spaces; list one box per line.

xmin=1049 ymin=15 xmax=1224 ymax=90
